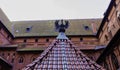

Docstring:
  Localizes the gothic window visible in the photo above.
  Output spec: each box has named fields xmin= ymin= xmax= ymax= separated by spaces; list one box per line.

xmin=111 ymin=53 xmax=119 ymax=70
xmin=19 ymin=57 xmax=24 ymax=63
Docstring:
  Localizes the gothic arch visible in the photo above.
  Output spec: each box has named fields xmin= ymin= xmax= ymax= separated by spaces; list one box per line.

xmin=17 ymin=56 xmax=25 ymax=64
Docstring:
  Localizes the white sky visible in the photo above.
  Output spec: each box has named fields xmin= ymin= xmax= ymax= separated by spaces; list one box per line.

xmin=0 ymin=0 xmax=110 ymax=21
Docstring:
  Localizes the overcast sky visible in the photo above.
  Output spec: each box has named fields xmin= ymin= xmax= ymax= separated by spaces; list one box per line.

xmin=0 ymin=0 xmax=110 ymax=21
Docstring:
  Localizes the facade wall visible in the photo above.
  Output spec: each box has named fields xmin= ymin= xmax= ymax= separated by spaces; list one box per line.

xmin=101 ymin=41 xmax=120 ymax=70
xmin=98 ymin=0 xmax=120 ymax=70
xmin=13 ymin=37 xmax=99 ymax=50
xmin=99 ymin=0 xmax=120 ymax=46
xmin=8 ymin=36 xmax=100 ymax=70
xmin=0 ymin=49 xmax=41 ymax=70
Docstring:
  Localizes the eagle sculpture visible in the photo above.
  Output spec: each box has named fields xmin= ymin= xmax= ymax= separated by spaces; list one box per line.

xmin=55 ymin=20 xmax=69 ymax=33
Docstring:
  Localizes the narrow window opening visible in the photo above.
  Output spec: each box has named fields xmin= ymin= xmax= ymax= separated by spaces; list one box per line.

xmin=80 ymin=38 xmax=83 ymax=42
xmin=19 ymin=57 xmax=24 ymax=63
xmin=46 ymin=38 xmax=49 ymax=42
xmin=35 ymin=39 xmax=38 ymax=42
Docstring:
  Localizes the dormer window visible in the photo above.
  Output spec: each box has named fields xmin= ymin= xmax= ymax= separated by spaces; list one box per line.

xmin=84 ymin=26 xmax=89 ymax=30
xmin=26 ymin=26 xmax=32 ymax=32
xmin=26 ymin=28 xmax=30 ymax=32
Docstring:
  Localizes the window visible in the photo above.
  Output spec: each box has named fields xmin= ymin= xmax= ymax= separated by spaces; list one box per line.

xmin=11 ymin=53 xmax=15 ymax=63
xmin=26 ymin=28 xmax=30 ymax=32
xmin=35 ymin=39 xmax=38 ymax=42
xmin=80 ymin=38 xmax=83 ymax=42
xmin=111 ymin=53 xmax=119 ymax=70
xmin=84 ymin=26 xmax=89 ymax=30
xmin=11 ymin=58 xmax=14 ymax=63
xmin=19 ymin=57 xmax=24 ymax=63
xmin=46 ymin=38 xmax=49 ymax=42
xmin=24 ymin=39 xmax=27 ymax=43
xmin=26 ymin=26 xmax=32 ymax=32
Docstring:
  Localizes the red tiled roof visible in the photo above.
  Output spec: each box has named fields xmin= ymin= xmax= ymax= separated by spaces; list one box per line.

xmin=23 ymin=38 xmax=105 ymax=70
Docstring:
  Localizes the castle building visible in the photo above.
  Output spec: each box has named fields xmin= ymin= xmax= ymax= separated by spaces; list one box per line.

xmin=0 ymin=0 xmax=120 ymax=70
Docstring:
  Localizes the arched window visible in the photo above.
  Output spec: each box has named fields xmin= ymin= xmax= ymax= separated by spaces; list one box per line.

xmin=18 ymin=57 xmax=24 ymax=63
xmin=11 ymin=58 xmax=14 ymax=63
xmin=111 ymin=53 xmax=119 ymax=70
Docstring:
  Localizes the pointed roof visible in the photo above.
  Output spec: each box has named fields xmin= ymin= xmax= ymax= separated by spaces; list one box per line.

xmin=23 ymin=33 xmax=105 ymax=70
